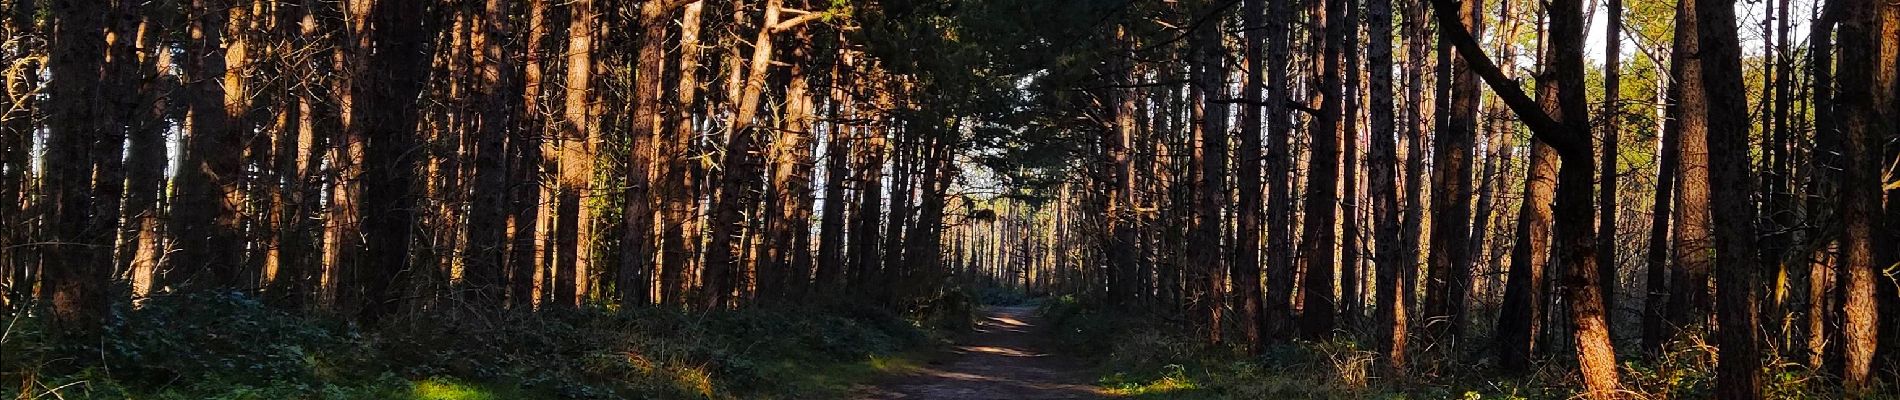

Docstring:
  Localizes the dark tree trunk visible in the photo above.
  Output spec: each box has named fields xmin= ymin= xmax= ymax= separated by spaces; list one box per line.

xmin=1264 ymin=0 xmax=1299 ymax=341
xmin=1235 ymin=0 xmax=1268 ymax=350
xmin=43 ymin=0 xmax=116 ymax=331
xmin=1299 ymin=0 xmax=1343 ymax=339
xmin=465 ymin=0 xmax=519 ymax=309
xmin=1694 ymin=0 xmax=1763 ymax=394
xmin=1424 ymin=0 xmax=1481 ymax=348
xmin=1366 ymin=0 xmax=1407 ymax=376
xmin=1189 ymin=5 xmax=1229 ymax=343
xmin=345 ymin=0 xmax=436 ymax=322
xmin=1597 ymin=0 xmax=1624 ymax=336
xmin=173 ymin=0 xmax=247 ymax=289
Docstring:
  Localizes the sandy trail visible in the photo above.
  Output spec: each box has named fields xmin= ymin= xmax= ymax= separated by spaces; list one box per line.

xmin=856 ymin=305 xmax=1108 ymax=399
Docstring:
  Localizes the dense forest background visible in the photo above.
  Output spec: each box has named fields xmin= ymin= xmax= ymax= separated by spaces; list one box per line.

xmin=0 ymin=0 xmax=1896 ymax=398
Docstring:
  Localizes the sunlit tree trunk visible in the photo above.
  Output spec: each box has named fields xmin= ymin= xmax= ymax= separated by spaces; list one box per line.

xmin=120 ymin=7 xmax=173 ymax=302
xmin=655 ymin=0 xmax=704 ymax=305
xmin=703 ymin=0 xmax=825 ymax=308
xmin=1834 ymin=0 xmax=1893 ymax=390
xmin=550 ymin=0 xmax=596 ymax=309
xmin=507 ymin=0 xmax=550 ymax=308
xmin=1498 ymin=136 xmax=1557 ymax=369
xmin=1666 ymin=0 xmax=1714 ymax=334
xmin=1430 ymin=0 xmax=1622 ymax=393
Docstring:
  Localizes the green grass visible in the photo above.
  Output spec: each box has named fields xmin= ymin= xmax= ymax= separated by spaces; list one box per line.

xmin=1 ymin=293 xmax=956 ymax=399
xmin=1039 ymin=296 xmax=1899 ymax=400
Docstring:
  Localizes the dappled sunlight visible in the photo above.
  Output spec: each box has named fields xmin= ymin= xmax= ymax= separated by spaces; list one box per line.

xmin=954 ymin=344 xmax=1047 ymax=357
xmin=410 ymin=378 xmax=495 ymax=400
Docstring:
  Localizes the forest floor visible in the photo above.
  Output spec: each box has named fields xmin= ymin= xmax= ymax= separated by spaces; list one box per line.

xmin=855 ymin=305 xmax=1108 ymax=399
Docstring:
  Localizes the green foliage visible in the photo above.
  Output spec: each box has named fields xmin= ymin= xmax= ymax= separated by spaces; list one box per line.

xmin=1 ymin=294 xmax=936 ymax=399
xmin=969 ymin=285 xmax=1032 ymax=306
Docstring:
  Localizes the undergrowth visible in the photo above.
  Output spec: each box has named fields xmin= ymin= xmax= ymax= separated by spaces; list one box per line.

xmin=1040 ymin=296 xmax=1896 ymax=399
xmin=1 ymin=293 xmax=949 ymax=399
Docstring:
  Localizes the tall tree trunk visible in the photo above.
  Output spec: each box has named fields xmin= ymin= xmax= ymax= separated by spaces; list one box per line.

xmin=1498 ymin=136 xmax=1557 ymax=369
xmin=763 ymin=30 xmax=817 ymax=300
xmin=1235 ymin=0 xmax=1268 ymax=351
xmin=1108 ymin=23 xmax=1140 ymax=305
xmin=1424 ymin=0 xmax=1481 ymax=348
xmin=815 ymin=45 xmax=851 ymax=294
xmin=507 ymin=0 xmax=550 ymax=308
xmin=343 ymin=0 xmax=435 ymax=322
xmin=618 ymin=0 xmax=683 ymax=306
xmin=1641 ymin=103 xmax=1679 ymax=355
xmin=702 ymin=0 xmax=823 ymax=309
xmin=1400 ymin=0 xmax=1430 ymax=329
xmin=1834 ymin=0 xmax=1892 ymax=390
xmin=1666 ymin=0 xmax=1714 ymax=334
xmin=551 ymin=0 xmax=597 ymax=308
xmin=1339 ymin=0 xmax=1364 ymax=324
xmin=1597 ymin=0 xmax=1624 ymax=334
xmin=174 ymin=0 xmax=247 ymax=289
xmin=1264 ymin=0 xmax=1298 ymax=341
xmin=465 ymin=0 xmax=518 ymax=308
xmin=1366 ymin=0 xmax=1407 ymax=376
xmin=121 ymin=8 xmax=172 ymax=302
xmin=1300 ymin=0 xmax=1343 ymax=339
xmin=1189 ymin=1 xmax=1230 ymax=344
xmin=42 ymin=0 xmax=116 ymax=331
xmin=1430 ymin=0 xmax=1622 ymax=393
xmin=656 ymin=0 xmax=704 ymax=306
xmin=1694 ymin=0 xmax=1762 ymax=394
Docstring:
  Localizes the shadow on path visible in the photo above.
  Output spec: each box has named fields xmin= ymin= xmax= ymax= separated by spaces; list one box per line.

xmin=855 ymin=305 xmax=1108 ymax=399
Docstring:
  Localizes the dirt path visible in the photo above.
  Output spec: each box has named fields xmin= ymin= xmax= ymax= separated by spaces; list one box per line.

xmin=856 ymin=305 xmax=1107 ymax=399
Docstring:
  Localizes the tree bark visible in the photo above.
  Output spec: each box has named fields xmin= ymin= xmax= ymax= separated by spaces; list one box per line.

xmin=656 ymin=0 xmax=705 ymax=306
xmin=43 ymin=0 xmax=116 ymax=331
xmin=1834 ymin=0 xmax=1892 ymax=390
xmin=342 ymin=0 xmax=435 ymax=322
xmin=1429 ymin=0 xmax=1623 ymax=394
xmin=1235 ymin=0 xmax=1268 ymax=351
xmin=1190 ymin=0 xmax=1230 ymax=344
xmin=1366 ymin=0 xmax=1407 ymax=376
xmin=1300 ymin=0 xmax=1343 ymax=339
xmin=1424 ymin=0 xmax=1481 ymax=348
xmin=465 ymin=0 xmax=518 ymax=309
xmin=174 ymin=0 xmax=247 ymax=289
xmin=1597 ymin=0 xmax=1624 ymax=334
xmin=1264 ymin=0 xmax=1299 ymax=341
xmin=1498 ymin=136 xmax=1557 ymax=369
xmin=1666 ymin=0 xmax=1714 ymax=333
xmin=1694 ymin=0 xmax=1763 ymax=394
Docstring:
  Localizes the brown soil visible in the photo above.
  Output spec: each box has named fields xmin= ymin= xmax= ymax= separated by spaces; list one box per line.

xmin=854 ymin=305 xmax=1109 ymax=399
